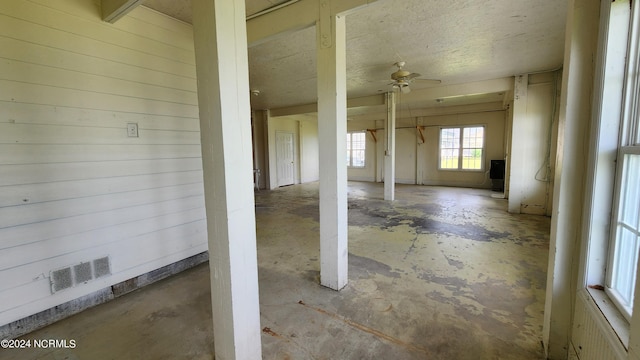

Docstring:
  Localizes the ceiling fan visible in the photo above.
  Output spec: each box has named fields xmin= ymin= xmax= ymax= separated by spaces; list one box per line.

xmin=389 ymin=61 xmax=441 ymax=93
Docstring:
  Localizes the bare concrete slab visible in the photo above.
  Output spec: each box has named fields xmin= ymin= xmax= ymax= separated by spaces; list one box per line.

xmin=3 ymin=182 xmax=548 ymax=360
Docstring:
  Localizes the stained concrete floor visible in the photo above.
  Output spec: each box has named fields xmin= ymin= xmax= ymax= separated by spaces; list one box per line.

xmin=3 ymin=182 xmax=550 ymax=360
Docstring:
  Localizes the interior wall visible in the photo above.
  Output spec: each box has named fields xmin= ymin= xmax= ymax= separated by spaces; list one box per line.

xmin=0 ymin=1 xmax=206 ymax=326
xmin=509 ymin=72 xmax=559 ymax=215
xmin=299 ymin=117 xmax=320 ymax=183
xmin=251 ymin=110 xmax=267 ymax=189
xmin=347 ymin=110 xmax=505 ymax=188
xmin=421 ymin=111 xmax=505 ymax=188
xmin=543 ymin=0 xmax=600 ymax=356
xmin=395 ymin=118 xmax=418 ymax=184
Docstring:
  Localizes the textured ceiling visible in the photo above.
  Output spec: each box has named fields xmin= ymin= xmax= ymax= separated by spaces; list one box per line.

xmin=142 ymin=0 xmax=567 ymax=115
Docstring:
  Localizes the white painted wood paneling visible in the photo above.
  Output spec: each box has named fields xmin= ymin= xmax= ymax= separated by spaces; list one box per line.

xmin=0 ymin=0 xmax=206 ymax=327
xmin=0 ymin=37 xmax=196 ymax=92
xmin=0 ymin=144 xmax=202 ymax=164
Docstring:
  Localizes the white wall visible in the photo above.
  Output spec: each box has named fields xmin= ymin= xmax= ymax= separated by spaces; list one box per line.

xmin=420 ymin=111 xmax=505 ymax=188
xmin=299 ymin=117 xmax=320 ymax=183
xmin=0 ymin=1 xmax=207 ymax=326
xmin=509 ymin=72 xmax=559 ymax=215
xmin=395 ymin=118 xmax=418 ymax=184
xmin=252 ymin=110 xmax=268 ymax=189
xmin=346 ymin=109 xmax=505 ymax=188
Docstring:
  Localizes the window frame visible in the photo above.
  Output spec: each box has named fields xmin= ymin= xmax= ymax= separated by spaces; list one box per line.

xmin=606 ymin=147 xmax=640 ymax=320
xmin=346 ymin=131 xmax=366 ymax=168
xmin=438 ymin=125 xmax=486 ymax=171
xmin=602 ymin=0 xmax=640 ymax=322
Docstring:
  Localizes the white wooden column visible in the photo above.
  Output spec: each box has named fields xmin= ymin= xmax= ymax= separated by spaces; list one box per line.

xmin=416 ymin=117 xmax=425 ymax=185
xmin=317 ymin=8 xmax=348 ymax=291
xmin=508 ymin=74 xmax=528 ymax=213
xmin=384 ymin=91 xmax=396 ymax=201
xmin=191 ymin=0 xmax=262 ymax=359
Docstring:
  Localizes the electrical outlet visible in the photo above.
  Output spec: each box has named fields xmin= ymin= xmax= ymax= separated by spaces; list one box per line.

xmin=127 ymin=123 xmax=138 ymax=137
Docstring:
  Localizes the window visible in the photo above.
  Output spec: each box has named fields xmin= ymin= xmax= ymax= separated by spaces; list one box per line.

xmin=606 ymin=90 xmax=640 ymax=320
xmin=439 ymin=126 xmax=484 ymax=170
xmin=607 ymin=149 xmax=640 ymax=319
xmin=347 ymin=132 xmax=366 ymax=168
xmin=600 ymin=0 xmax=640 ymax=321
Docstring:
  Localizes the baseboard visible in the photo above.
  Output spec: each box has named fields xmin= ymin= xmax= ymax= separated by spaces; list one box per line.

xmin=0 ymin=251 xmax=209 ymax=340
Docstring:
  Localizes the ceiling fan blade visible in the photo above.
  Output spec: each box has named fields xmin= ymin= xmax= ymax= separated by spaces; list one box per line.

xmin=405 ymin=72 xmax=421 ymax=80
xmin=414 ymin=78 xmax=442 ymax=85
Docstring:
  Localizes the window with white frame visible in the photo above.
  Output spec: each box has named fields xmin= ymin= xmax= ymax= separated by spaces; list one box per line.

xmin=347 ymin=131 xmax=366 ymax=168
xmin=595 ymin=0 xmax=640 ymax=322
xmin=607 ymin=147 xmax=640 ymax=319
xmin=439 ymin=126 xmax=485 ymax=170
xmin=606 ymin=71 xmax=640 ymax=320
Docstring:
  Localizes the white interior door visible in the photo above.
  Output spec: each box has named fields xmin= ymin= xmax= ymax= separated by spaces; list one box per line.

xmin=276 ymin=131 xmax=295 ymax=186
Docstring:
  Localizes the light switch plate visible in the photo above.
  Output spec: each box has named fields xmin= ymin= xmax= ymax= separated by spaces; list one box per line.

xmin=127 ymin=123 xmax=138 ymax=137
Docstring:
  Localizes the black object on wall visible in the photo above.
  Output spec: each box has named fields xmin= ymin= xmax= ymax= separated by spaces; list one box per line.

xmin=490 ymin=160 xmax=505 ymax=179
xmin=490 ymin=160 xmax=505 ymax=192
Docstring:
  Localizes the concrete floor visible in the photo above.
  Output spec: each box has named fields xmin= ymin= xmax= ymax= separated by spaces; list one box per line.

xmin=3 ymin=182 xmax=550 ymax=360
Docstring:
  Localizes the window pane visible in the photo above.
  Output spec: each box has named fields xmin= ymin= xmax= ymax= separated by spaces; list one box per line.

xmin=440 ymin=128 xmax=460 ymax=149
xmin=352 ymin=132 xmax=366 ymax=151
xmin=611 ymin=227 xmax=639 ymax=309
xmin=620 ymin=154 xmax=640 ymax=228
xmin=347 ymin=132 xmax=366 ymax=168
xmin=440 ymin=128 xmax=460 ymax=169
xmin=463 ymin=127 xmax=484 ymax=148
xmin=609 ymin=152 xmax=640 ymax=317
xmin=346 ymin=134 xmax=351 ymax=166
xmin=462 ymin=127 xmax=484 ymax=170
xmin=440 ymin=149 xmax=459 ymax=169
xmin=352 ymin=150 xmax=365 ymax=167
xmin=462 ymin=149 xmax=483 ymax=170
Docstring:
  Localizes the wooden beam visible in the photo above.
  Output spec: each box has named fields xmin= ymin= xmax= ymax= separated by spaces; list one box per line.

xmin=101 ymin=0 xmax=144 ymax=23
xmin=349 ymin=102 xmax=506 ymax=122
xmin=246 ymin=0 xmax=380 ymax=46
xmin=247 ymin=0 xmax=318 ymax=46
xmin=367 ymin=129 xmax=377 ymax=142
xmin=270 ymin=94 xmax=384 ymax=117
xmin=416 ymin=126 xmax=425 ymax=144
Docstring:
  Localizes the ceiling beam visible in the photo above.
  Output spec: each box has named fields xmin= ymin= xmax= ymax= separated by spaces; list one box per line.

xmin=101 ymin=0 xmax=144 ymax=23
xmin=247 ymin=0 xmax=318 ymax=46
xmin=269 ymin=78 xmax=513 ymax=118
xmin=349 ymin=102 xmax=506 ymax=122
xmin=269 ymin=93 xmax=385 ymax=117
xmin=399 ymin=77 xmax=514 ymax=102
xmin=247 ymin=0 xmax=380 ymax=46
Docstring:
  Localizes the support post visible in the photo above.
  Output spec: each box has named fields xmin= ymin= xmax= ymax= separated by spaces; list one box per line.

xmin=508 ymin=74 xmax=528 ymax=213
xmin=317 ymin=9 xmax=348 ymax=290
xmin=384 ymin=91 xmax=396 ymax=201
xmin=191 ymin=0 xmax=262 ymax=358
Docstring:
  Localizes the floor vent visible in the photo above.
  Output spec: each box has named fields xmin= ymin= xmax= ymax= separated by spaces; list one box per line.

xmin=51 ymin=268 xmax=73 ymax=293
xmin=50 ymin=256 xmax=111 ymax=294
xmin=74 ymin=262 xmax=93 ymax=283
xmin=93 ymin=257 xmax=111 ymax=278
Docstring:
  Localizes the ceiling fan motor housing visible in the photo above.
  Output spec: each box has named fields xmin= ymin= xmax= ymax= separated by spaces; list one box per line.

xmin=391 ymin=69 xmax=411 ymax=81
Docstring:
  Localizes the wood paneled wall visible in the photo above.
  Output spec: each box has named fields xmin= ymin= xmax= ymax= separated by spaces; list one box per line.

xmin=0 ymin=0 xmax=207 ymax=325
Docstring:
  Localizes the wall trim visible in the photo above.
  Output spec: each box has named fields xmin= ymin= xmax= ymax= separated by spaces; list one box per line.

xmin=0 ymin=252 xmax=209 ymax=340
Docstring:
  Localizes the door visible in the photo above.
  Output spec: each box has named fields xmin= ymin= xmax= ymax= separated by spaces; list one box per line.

xmin=276 ymin=131 xmax=295 ymax=186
